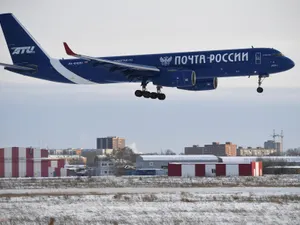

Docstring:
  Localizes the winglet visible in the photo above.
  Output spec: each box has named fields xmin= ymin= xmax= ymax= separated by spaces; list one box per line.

xmin=63 ymin=42 xmax=76 ymax=56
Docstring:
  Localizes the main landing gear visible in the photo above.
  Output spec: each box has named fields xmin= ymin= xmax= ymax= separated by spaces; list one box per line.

xmin=257 ymin=75 xmax=268 ymax=94
xmin=134 ymin=83 xmax=166 ymax=100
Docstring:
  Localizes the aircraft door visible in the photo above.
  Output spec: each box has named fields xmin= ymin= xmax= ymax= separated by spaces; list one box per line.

xmin=255 ymin=52 xmax=261 ymax=64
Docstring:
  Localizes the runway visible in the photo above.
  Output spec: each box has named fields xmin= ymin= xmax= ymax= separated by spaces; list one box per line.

xmin=1 ymin=186 xmax=300 ymax=196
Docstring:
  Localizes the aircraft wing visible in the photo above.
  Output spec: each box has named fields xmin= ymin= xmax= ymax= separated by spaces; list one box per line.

xmin=63 ymin=42 xmax=160 ymax=80
xmin=0 ymin=62 xmax=36 ymax=71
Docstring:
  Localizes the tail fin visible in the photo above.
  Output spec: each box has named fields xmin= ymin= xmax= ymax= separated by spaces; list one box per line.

xmin=0 ymin=13 xmax=49 ymax=66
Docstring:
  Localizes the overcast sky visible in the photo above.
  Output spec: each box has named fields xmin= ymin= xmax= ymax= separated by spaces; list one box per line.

xmin=0 ymin=0 xmax=299 ymax=153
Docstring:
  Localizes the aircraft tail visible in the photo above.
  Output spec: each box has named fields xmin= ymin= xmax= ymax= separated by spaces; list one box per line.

xmin=0 ymin=13 xmax=50 ymax=67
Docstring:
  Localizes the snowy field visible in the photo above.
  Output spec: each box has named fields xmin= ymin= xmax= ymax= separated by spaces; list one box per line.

xmin=0 ymin=174 xmax=300 ymax=189
xmin=0 ymin=187 xmax=300 ymax=225
xmin=0 ymin=175 xmax=300 ymax=224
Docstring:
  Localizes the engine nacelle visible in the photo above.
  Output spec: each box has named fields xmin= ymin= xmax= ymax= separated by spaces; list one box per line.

xmin=177 ymin=78 xmax=218 ymax=91
xmin=152 ymin=70 xmax=197 ymax=88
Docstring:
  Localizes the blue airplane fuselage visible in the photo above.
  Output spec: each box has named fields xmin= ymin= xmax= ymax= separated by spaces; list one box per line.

xmin=54 ymin=47 xmax=294 ymax=85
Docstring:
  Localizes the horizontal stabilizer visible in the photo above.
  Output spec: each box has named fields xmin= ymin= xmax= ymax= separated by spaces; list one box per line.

xmin=0 ymin=62 xmax=36 ymax=71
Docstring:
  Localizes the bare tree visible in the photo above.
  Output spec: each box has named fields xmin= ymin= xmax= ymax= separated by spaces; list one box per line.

xmin=162 ymin=149 xmax=176 ymax=155
xmin=286 ymin=148 xmax=300 ymax=156
xmin=111 ymin=147 xmax=137 ymax=165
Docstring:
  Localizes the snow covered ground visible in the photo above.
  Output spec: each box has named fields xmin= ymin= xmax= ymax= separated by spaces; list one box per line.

xmin=0 ymin=187 xmax=300 ymax=225
xmin=0 ymin=174 xmax=300 ymax=189
xmin=0 ymin=175 xmax=300 ymax=224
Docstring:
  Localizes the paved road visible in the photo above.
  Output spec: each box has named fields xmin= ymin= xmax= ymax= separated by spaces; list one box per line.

xmin=1 ymin=187 xmax=300 ymax=196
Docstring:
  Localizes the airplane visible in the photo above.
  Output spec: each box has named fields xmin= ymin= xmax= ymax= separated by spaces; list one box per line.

xmin=0 ymin=13 xmax=295 ymax=101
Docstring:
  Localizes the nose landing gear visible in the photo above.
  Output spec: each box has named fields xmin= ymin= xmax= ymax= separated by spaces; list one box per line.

xmin=257 ymin=75 xmax=268 ymax=93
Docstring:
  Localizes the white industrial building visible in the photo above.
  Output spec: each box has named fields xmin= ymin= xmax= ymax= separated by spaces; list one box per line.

xmin=220 ymin=156 xmax=300 ymax=164
xmin=136 ymin=155 xmax=221 ymax=169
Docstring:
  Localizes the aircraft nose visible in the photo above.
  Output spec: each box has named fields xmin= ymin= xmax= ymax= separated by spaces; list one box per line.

xmin=287 ymin=57 xmax=295 ymax=69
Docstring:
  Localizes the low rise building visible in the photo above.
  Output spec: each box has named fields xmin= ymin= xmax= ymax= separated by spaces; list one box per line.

xmin=185 ymin=145 xmax=205 ymax=154
xmin=237 ymin=147 xmax=277 ymax=156
xmin=185 ymin=142 xmax=237 ymax=156
xmin=49 ymin=155 xmax=87 ymax=165
xmin=102 ymin=149 xmax=114 ymax=155
xmin=265 ymin=166 xmax=300 ymax=174
xmin=168 ymin=161 xmax=263 ymax=177
xmin=94 ymin=155 xmax=115 ymax=176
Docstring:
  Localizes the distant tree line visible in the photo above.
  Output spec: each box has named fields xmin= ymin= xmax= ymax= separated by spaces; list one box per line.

xmin=134 ymin=149 xmax=177 ymax=155
xmin=161 ymin=149 xmax=176 ymax=155
xmin=285 ymin=148 xmax=300 ymax=156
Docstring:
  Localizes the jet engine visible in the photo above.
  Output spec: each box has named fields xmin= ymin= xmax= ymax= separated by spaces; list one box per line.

xmin=177 ymin=78 xmax=218 ymax=91
xmin=152 ymin=70 xmax=197 ymax=88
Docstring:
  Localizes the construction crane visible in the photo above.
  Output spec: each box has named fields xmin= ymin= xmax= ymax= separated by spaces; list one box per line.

xmin=271 ymin=129 xmax=284 ymax=154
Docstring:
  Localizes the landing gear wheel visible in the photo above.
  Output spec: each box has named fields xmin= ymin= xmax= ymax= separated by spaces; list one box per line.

xmin=156 ymin=85 xmax=166 ymax=100
xmin=158 ymin=93 xmax=166 ymax=100
xmin=257 ymin=87 xmax=263 ymax=93
xmin=142 ymin=91 xmax=150 ymax=98
xmin=134 ymin=80 xmax=150 ymax=98
xmin=134 ymin=83 xmax=167 ymax=100
xmin=257 ymin=75 xmax=268 ymax=94
xmin=135 ymin=90 xmax=143 ymax=97
xmin=150 ymin=92 xmax=158 ymax=99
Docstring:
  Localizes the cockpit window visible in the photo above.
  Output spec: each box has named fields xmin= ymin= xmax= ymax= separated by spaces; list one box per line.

xmin=273 ymin=53 xmax=284 ymax=57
